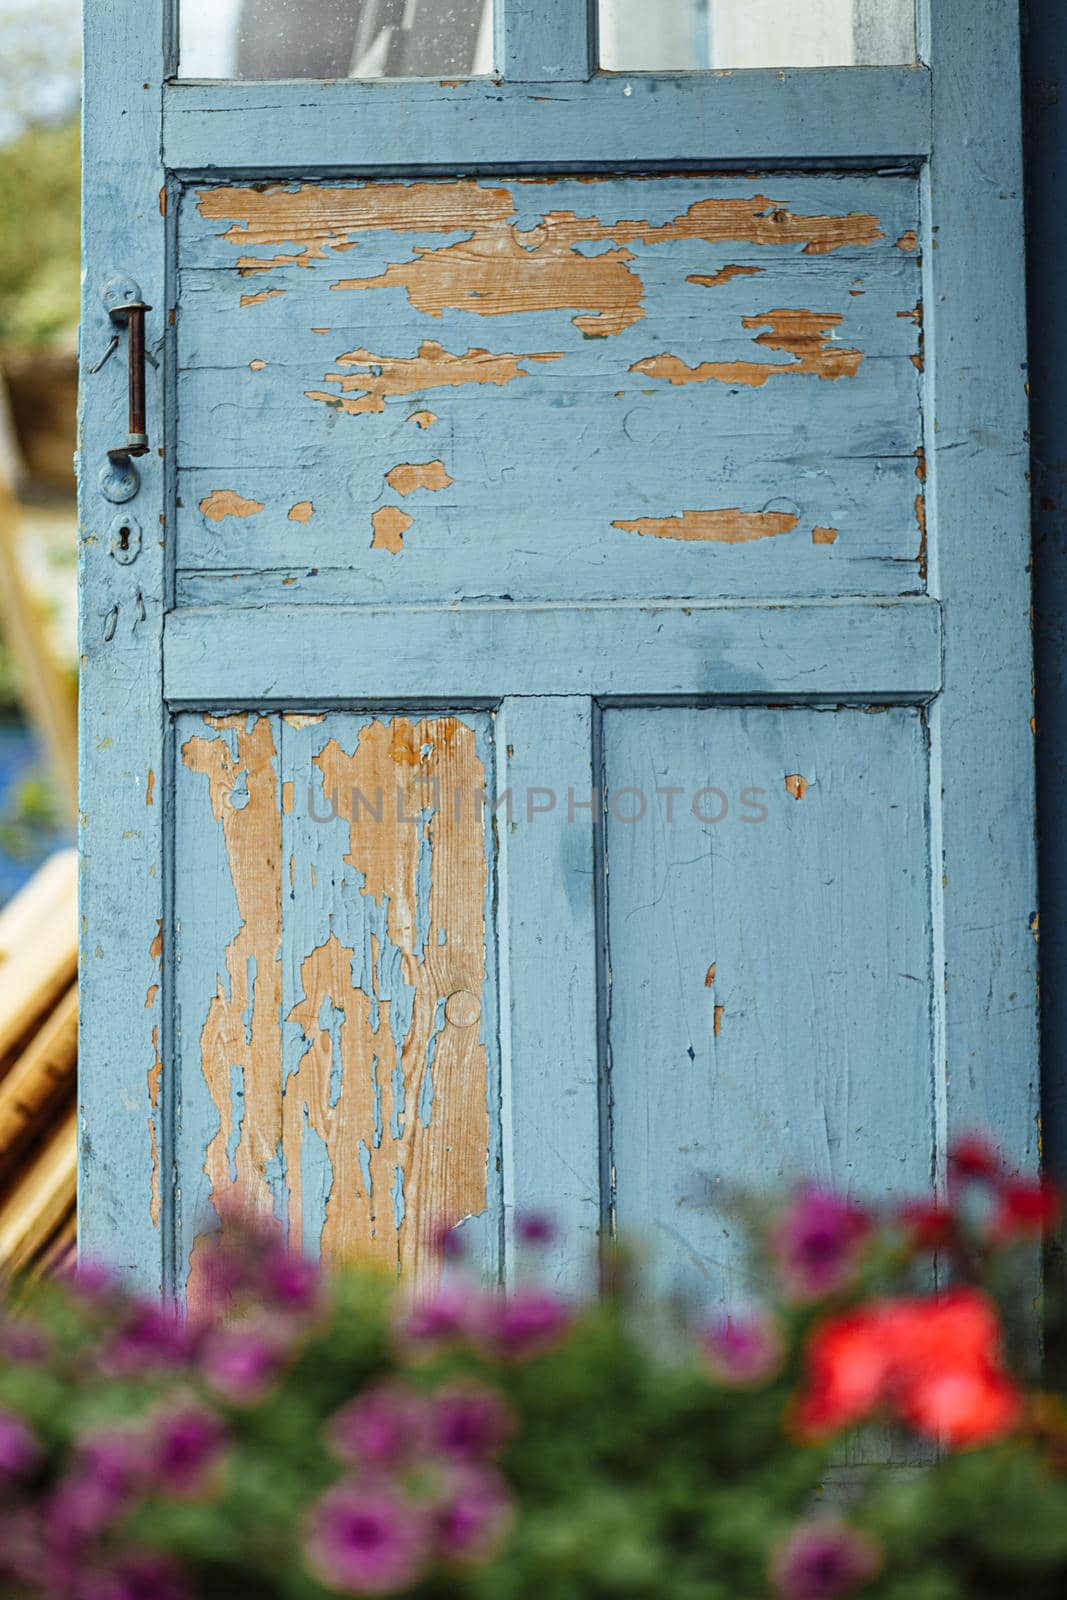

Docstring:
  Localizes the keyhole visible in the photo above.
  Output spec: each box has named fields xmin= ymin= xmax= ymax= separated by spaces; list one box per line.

xmin=119 ymin=525 xmax=131 ymax=551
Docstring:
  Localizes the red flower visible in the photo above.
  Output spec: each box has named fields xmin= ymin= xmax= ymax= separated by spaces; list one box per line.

xmin=898 ymin=1364 xmax=1022 ymax=1449
xmin=897 ymin=1198 xmax=957 ymax=1252
xmin=792 ymin=1309 xmax=890 ymax=1438
xmin=795 ymin=1288 xmax=1021 ymax=1450
xmin=948 ymin=1133 xmax=1002 ymax=1184
xmin=989 ymin=1177 xmax=1061 ymax=1242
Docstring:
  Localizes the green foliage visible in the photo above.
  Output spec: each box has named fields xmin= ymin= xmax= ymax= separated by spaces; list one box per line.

xmin=0 ymin=1155 xmax=1066 ymax=1600
xmin=0 ymin=764 xmax=64 ymax=859
xmin=0 ymin=116 xmax=80 ymax=349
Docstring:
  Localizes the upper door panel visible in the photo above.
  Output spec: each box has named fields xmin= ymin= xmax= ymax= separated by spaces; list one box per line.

xmin=176 ymin=172 xmax=923 ymax=607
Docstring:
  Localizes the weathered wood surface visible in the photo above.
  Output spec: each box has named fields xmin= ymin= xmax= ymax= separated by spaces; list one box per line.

xmin=174 ymin=712 xmax=498 ymax=1294
xmin=80 ymin=0 xmax=1037 ymax=1305
xmin=604 ymin=704 xmax=932 ymax=1301
xmin=176 ymin=173 xmax=923 ymax=606
xmin=164 ymin=598 xmax=941 ymax=703
xmin=162 ymin=67 xmax=933 ymax=171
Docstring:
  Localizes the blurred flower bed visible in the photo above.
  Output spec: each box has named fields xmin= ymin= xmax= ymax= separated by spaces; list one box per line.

xmin=0 ymin=1139 xmax=1065 ymax=1600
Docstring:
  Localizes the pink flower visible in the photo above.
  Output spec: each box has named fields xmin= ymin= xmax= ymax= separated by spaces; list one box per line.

xmin=151 ymin=1404 xmax=227 ymax=1496
xmin=201 ymin=1324 xmax=286 ymax=1404
xmin=514 ymin=1212 xmax=556 ymax=1246
xmin=701 ymin=1314 xmax=783 ymax=1387
xmin=431 ymin=1383 xmax=514 ymax=1461
xmin=306 ymin=1482 xmax=431 ymax=1595
xmin=260 ymin=1247 xmax=321 ymax=1314
xmin=395 ymin=1284 xmax=480 ymax=1351
xmin=435 ymin=1465 xmax=514 ymax=1564
xmin=0 ymin=1410 xmax=40 ymax=1478
xmin=49 ymin=1428 xmax=148 ymax=1541
xmin=60 ymin=1257 xmax=118 ymax=1305
xmin=772 ymin=1187 xmax=871 ymax=1301
xmin=328 ymin=1384 xmax=427 ymax=1470
xmin=102 ymin=1299 xmax=190 ymax=1375
xmin=428 ymin=1219 xmax=468 ymax=1261
xmin=0 ymin=1318 xmax=49 ymax=1363
xmin=85 ymin=1551 xmax=190 ymax=1600
xmin=493 ymin=1288 xmax=570 ymax=1359
xmin=771 ymin=1520 xmax=882 ymax=1599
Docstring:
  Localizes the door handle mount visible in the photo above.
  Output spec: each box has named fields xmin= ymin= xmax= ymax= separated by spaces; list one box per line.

xmin=98 ymin=275 xmax=152 ymax=502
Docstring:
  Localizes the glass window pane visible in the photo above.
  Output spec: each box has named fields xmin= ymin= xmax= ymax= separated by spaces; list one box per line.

xmin=180 ymin=0 xmax=493 ymax=80
xmin=598 ymin=0 xmax=916 ymax=71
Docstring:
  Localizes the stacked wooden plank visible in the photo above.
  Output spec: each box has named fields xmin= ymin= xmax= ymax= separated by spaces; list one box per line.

xmin=0 ymin=850 xmax=77 ymax=1277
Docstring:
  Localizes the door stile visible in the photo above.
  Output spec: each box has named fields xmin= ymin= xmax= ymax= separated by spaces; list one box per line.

xmin=497 ymin=0 xmax=595 ymax=82
xmin=497 ymin=698 xmax=601 ymax=1293
xmin=922 ymin=0 xmax=1038 ymax=1176
xmin=79 ymin=0 xmax=169 ymax=1285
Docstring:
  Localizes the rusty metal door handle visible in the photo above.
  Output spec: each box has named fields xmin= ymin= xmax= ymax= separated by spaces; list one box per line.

xmin=102 ymin=277 xmax=152 ymax=462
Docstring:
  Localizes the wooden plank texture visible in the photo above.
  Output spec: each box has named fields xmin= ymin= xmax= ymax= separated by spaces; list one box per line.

xmin=923 ymin=1 xmax=1038 ymax=1175
xmin=499 ymin=0 xmax=594 ymax=80
xmin=604 ymin=703 xmax=933 ymax=1302
xmin=497 ymin=697 xmax=600 ymax=1292
xmin=164 ymin=599 xmax=941 ymax=704
xmin=175 ymin=173 xmax=924 ymax=605
xmin=78 ymin=0 xmax=168 ymax=1287
xmin=173 ymin=710 xmax=499 ymax=1296
xmin=162 ymin=68 xmax=932 ymax=171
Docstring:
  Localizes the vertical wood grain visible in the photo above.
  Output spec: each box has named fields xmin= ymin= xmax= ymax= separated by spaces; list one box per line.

xmin=174 ymin=712 xmax=498 ymax=1293
xmin=497 ymin=697 xmax=601 ymax=1293
xmin=604 ymin=705 xmax=933 ymax=1306
xmin=78 ymin=0 xmax=167 ymax=1287
xmin=498 ymin=0 xmax=594 ymax=81
xmin=924 ymin=0 xmax=1038 ymax=1175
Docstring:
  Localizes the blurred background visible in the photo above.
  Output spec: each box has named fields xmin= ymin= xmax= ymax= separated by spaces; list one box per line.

xmin=0 ymin=0 xmax=80 ymax=907
xmin=0 ymin=0 xmax=80 ymax=1280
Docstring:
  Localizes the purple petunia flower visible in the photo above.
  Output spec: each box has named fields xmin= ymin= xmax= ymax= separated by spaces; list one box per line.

xmin=0 ymin=1318 xmax=49 ymax=1364
xmin=493 ymin=1288 xmax=570 ymax=1359
xmin=0 ymin=1410 xmax=40 ymax=1479
xmin=102 ymin=1299 xmax=191 ymax=1376
xmin=306 ymin=1482 xmax=432 ymax=1595
xmin=514 ymin=1212 xmax=556 ymax=1247
xmin=435 ymin=1465 xmax=515 ymax=1565
xmin=151 ymin=1404 xmax=227 ymax=1496
xmin=772 ymin=1187 xmax=871 ymax=1301
xmin=48 ymin=1428 xmax=148 ymax=1544
xmin=328 ymin=1384 xmax=427 ymax=1470
xmin=260 ymin=1248 xmax=321 ymax=1315
xmin=60 ymin=1257 xmax=118 ymax=1305
xmin=395 ymin=1283 xmax=480 ymax=1351
xmin=428 ymin=1220 xmax=468 ymax=1261
xmin=771 ymin=1520 xmax=882 ymax=1599
xmin=85 ymin=1550 xmax=191 ymax=1600
xmin=200 ymin=1324 xmax=285 ymax=1404
xmin=701 ymin=1314 xmax=783 ymax=1387
xmin=431 ymin=1384 xmax=514 ymax=1462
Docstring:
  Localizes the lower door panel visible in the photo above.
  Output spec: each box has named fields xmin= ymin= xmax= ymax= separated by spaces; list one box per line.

xmin=173 ymin=710 xmax=499 ymax=1303
xmin=603 ymin=704 xmax=933 ymax=1303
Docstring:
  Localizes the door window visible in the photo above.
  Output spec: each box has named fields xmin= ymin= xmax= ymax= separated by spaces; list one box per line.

xmin=179 ymin=0 xmax=493 ymax=79
xmin=598 ymin=0 xmax=916 ymax=71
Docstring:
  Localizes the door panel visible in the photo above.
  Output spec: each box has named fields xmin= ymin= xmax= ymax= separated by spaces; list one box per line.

xmin=172 ymin=710 xmax=499 ymax=1300
xmin=604 ymin=704 xmax=932 ymax=1301
xmin=175 ymin=174 xmax=922 ymax=606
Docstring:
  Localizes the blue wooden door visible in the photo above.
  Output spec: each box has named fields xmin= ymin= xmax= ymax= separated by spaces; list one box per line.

xmin=79 ymin=2 xmax=1037 ymax=1306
